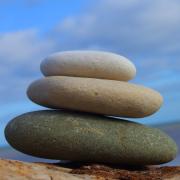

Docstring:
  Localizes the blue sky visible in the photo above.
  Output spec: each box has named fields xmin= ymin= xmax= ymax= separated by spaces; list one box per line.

xmin=0 ymin=0 xmax=180 ymax=146
xmin=0 ymin=0 xmax=88 ymax=32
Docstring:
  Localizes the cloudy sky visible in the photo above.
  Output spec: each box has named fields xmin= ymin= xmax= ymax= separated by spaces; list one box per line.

xmin=0 ymin=0 xmax=180 ymax=146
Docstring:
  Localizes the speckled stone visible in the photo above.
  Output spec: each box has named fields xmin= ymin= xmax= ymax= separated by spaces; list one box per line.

xmin=40 ymin=51 xmax=136 ymax=81
xmin=5 ymin=110 xmax=177 ymax=165
xmin=27 ymin=76 xmax=163 ymax=118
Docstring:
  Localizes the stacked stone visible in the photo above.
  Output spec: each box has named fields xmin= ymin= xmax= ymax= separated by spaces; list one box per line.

xmin=5 ymin=51 xmax=178 ymax=166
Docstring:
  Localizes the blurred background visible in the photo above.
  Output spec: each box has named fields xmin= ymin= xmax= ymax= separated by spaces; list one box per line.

xmin=0 ymin=0 xmax=179 ymax=165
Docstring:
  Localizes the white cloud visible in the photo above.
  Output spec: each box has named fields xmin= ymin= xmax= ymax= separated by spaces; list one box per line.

xmin=54 ymin=0 xmax=180 ymax=56
xmin=0 ymin=29 xmax=55 ymax=103
xmin=0 ymin=29 xmax=53 ymax=63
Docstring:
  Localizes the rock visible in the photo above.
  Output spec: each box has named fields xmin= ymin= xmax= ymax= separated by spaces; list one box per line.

xmin=0 ymin=159 xmax=180 ymax=180
xmin=5 ymin=110 xmax=177 ymax=165
xmin=40 ymin=50 xmax=136 ymax=81
xmin=27 ymin=76 xmax=163 ymax=118
xmin=0 ymin=159 xmax=92 ymax=180
xmin=72 ymin=164 xmax=180 ymax=180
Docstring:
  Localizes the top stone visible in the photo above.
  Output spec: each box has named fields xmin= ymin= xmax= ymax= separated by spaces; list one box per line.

xmin=40 ymin=51 xmax=136 ymax=81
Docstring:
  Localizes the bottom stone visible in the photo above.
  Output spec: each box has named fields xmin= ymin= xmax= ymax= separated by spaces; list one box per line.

xmin=5 ymin=110 xmax=178 ymax=165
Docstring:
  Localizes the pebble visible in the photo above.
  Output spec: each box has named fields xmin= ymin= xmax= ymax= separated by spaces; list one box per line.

xmin=5 ymin=110 xmax=177 ymax=165
xmin=27 ymin=76 xmax=163 ymax=118
xmin=40 ymin=51 xmax=136 ymax=81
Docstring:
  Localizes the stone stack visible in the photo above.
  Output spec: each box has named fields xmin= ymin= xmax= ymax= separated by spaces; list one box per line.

xmin=5 ymin=51 xmax=178 ymax=166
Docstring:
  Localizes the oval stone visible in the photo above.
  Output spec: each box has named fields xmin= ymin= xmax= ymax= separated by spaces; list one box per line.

xmin=40 ymin=51 xmax=136 ymax=81
xmin=27 ymin=76 xmax=163 ymax=118
xmin=5 ymin=110 xmax=177 ymax=165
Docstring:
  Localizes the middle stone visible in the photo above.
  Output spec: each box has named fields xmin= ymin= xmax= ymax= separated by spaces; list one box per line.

xmin=27 ymin=76 xmax=163 ymax=118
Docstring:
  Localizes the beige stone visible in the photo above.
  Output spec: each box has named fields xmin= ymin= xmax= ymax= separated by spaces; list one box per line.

xmin=27 ymin=76 xmax=163 ymax=118
xmin=40 ymin=50 xmax=136 ymax=81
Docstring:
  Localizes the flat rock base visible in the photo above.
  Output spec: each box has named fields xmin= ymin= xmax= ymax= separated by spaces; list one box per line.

xmin=0 ymin=159 xmax=180 ymax=180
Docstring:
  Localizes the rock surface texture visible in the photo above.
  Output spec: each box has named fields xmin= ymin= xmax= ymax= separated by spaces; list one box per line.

xmin=0 ymin=159 xmax=180 ymax=180
xmin=41 ymin=50 xmax=136 ymax=81
xmin=27 ymin=76 xmax=163 ymax=118
xmin=5 ymin=110 xmax=177 ymax=165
